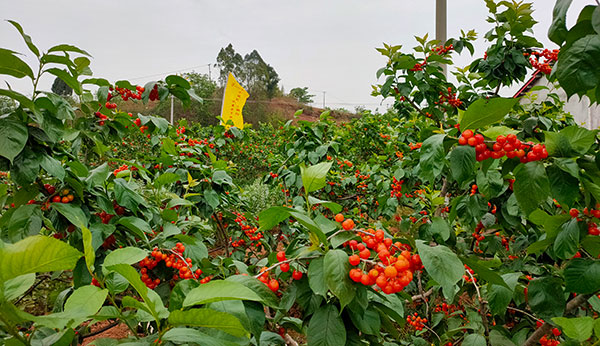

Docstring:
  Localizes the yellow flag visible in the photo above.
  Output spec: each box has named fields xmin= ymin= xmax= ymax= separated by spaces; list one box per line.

xmin=220 ymin=73 xmax=249 ymax=130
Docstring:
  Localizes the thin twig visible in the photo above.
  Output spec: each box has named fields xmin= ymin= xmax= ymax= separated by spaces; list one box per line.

xmin=466 ymin=269 xmax=489 ymax=337
xmin=506 ymin=306 xmax=541 ymax=322
xmin=283 ymin=333 xmax=299 ymax=346
xmin=14 ymin=274 xmax=49 ymax=304
xmin=253 ymin=256 xmax=318 ymax=278
xmin=417 ymin=271 xmax=429 ymax=316
xmin=423 ymin=323 xmax=442 ymax=343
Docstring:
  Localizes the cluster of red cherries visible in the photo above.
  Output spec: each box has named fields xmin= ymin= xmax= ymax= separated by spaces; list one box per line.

xmin=258 ymin=251 xmax=303 ymax=293
xmin=390 ymin=177 xmax=404 ymax=199
xmin=536 ymin=320 xmax=562 ymax=346
xmin=406 ymin=313 xmax=428 ymax=331
xmin=138 ymin=243 xmax=208 ymax=289
xmin=458 ymin=130 xmax=548 ymax=163
xmin=526 ymin=49 xmax=559 ymax=75
xmin=112 ymin=164 xmax=137 ymax=177
xmin=436 ymin=87 xmax=463 ymax=108
xmin=336 ymin=214 xmax=422 ymax=294
xmin=569 ymin=207 xmax=600 ymax=235
xmin=230 ymin=211 xmax=264 ymax=250
xmin=112 ymin=85 xmax=145 ymax=101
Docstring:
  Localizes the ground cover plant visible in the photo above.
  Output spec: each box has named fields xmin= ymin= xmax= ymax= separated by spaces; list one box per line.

xmin=1 ymin=0 xmax=600 ymax=345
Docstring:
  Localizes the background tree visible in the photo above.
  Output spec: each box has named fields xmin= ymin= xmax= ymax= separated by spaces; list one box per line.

xmin=51 ymin=76 xmax=73 ymax=96
xmin=289 ymin=87 xmax=315 ymax=104
xmin=0 ymin=95 xmax=16 ymax=115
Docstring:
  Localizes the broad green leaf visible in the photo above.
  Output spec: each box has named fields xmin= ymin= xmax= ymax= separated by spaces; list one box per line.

xmin=52 ymin=203 xmax=88 ymax=229
xmin=168 ymin=308 xmax=248 ymax=337
xmin=564 ymin=258 xmax=600 ymax=294
xmin=0 ymin=117 xmax=28 ymax=163
xmin=1 ymin=273 xmax=35 ymax=301
xmin=463 ymin=334 xmax=486 ymax=346
xmin=554 ymin=218 xmax=581 ymax=259
xmin=547 ymin=165 xmax=579 ymax=207
xmin=225 ymin=275 xmax=279 ymax=308
xmin=545 ymin=126 xmax=597 ymax=157
xmin=306 ymin=305 xmax=346 ymax=346
xmin=0 ymin=235 xmax=82 ymax=282
xmin=0 ymin=89 xmax=37 ymax=113
xmin=552 ymin=316 xmax=594 ymax=341
xmin=430 ymin=216 xmax=450 ymax=241
xmin=485 ymin=273 xmax=521 ymax=315
xmin=34 ymin=285 xmax=108 ymax=329
xmin=323 ymin=249 xmax=356 ymax=309
xmin=166 ymin=75 xmax=191 ymax=89
xmin=102 ymin=247 xmax=147 ymax=274
xmin=117 ymin=216 xmax=150 ymax=243
xmin=449 ymin=146 xmax=476 ymax=186
xmin=555 ymin=34 xmax=600 ymax=97
xmin=183 ymin=280 xmax=263 ymax=307
xmin=154 ymin=172 xmax=180 ymax=188
xmin=513 ymin=162 xmax=550 ymax=216
xmin=308 ymin=196 xmax=342 ymax=214
xmin=528 ymin=277 xmax=565 ymax=320
xmin=301 ymin=161 xmax=332 ymax=193
xmin=459 ymin=97 xmax=518 ymax=130
xmin=308 ymin=257 xmax=328 ymax=297
xmin=113 ymin=178 xmax=146 ymax=213
xmin=549 ymin=0 xmax=574 ymax=45
xmin=105 ymin=264 xmax=168 ymax=321
xmin=82 ymin=226 xmax=94 ymax=273
xmin=162 ymin=327 xmax=240 ymax=346
xmin=212 ymin=170 xmax=233 ymax=185
xmin=415 ymin=240 xmax=463 ymax=298
xmin=593 ymin=6 xmax=600 ymax=35
xmin=45 ymin=68 xmax=82 ymax=95
xmin=40 ymin=154 xmax=65 ymax=181
xmin=0 ymin=48 xmax=34 ymax=79
xmin=348 ymin=306 xmax=381 ymax=335
xmin=419 ymin=134 xmax=446 ymax=183
xmin=461 ymin=256 xmax=510 ymax=288
xmin=480 ymin=126 xmax=519 ymax=139
xmin=259 ymin=206 xmax=293 ymax=231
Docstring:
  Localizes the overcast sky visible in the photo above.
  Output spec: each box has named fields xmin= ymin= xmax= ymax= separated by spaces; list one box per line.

xmin=0 ymin=1 xmax=592 ymax=112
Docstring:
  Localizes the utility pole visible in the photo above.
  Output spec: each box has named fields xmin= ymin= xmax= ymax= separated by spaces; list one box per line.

xmin=322 ymin=91 xmax=326 ymax=109
xmin=208 ymin=64 xmax=212 ymax=81
xmin=170 ymin=95 xmax=174 ymax=124
xmin=436 ymin=0 xmax=447 ymax=76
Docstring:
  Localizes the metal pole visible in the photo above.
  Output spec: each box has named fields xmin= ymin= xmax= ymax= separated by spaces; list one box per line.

xmin=170 ymin=95 xmax=174 ymax=124
xmin=208 ymin=64 xmax=212 ymax=81
xmin=322 ymin=91 xmax=326 ymax=109
xmin=436 ymin=0 xmax=447 ymax=76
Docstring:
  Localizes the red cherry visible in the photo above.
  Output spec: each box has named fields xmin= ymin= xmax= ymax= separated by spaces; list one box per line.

xmin=292 ymin=270 xmax=303 ymax=280
xmin=570 ymin=208 xmax=579 ymax=218
xmin=462 ymin=130 xmax=474 ymax=139
xmin=276 ymin=251 xmax=286 ymax=262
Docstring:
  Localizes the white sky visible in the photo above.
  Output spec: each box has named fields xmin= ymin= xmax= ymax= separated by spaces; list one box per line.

xmin=0 ymin=1 xmax=592 ymax=112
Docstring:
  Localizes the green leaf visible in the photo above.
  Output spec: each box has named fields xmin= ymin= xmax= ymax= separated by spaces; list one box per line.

xmin=52 ymin=203 xmax=88 ymax=229
xmin=40 ymin=154 xmax=65 ymax=181
xmin=547 ymin=165 xmax=579 ymax=207
xmin=162 ymin=327 xmax=240 ymax=346
xmin=415 ymin=240 xmax=463 ymax=298
xmin=430 ymin=216 xmax=450 ymax=241
xmin=1 ymin=273 xmax=35 ymax=301
xmin=308 ymin=196 xmax=342 ymax=214
xmin=225 ymin=275 xmax=279 ymax=308
xmin=552 ymin=316 xmax=594 ymax=341
xmin=463 ymin=334 xmax=486 ymax=346
xmin=102 ymin=247 xmax=147 ymax=274
xmin=212 ymin=170 xmax=233 ymax=185
xmin=154 ymin=172 xmax=180 ymax=188
xmin=513 ymin=162 xmax=550 ymax=216
xmin=34 ymin=285 xmax=108 ymax=329
xmin=105 ymin=264 xmax=168 ymax=321
xmin=554 ymin=219 xmax=581 ymax=259
xmin=0 ymin=117 xmax=28 ymax=163
xmin=0 ymin=48 xmax=34 ymax=79
xmin=323 ymin=249 xmax=356 ymax=309
xmin=449 ymin=146 xmax=476 ymax=186
xmin=480 ymin=126 xmax=519 ymax=139
xmin=168 ymin=308 xmax=248 ymax=337
xmin=308 ymin=257 xmax=328 ymax=297
xmin=555 ymin=34 xmax=600 ymax=97
xmin=459 ymin=97 xmax=518 ymax=130
xmin=486 ymin=272 xmax=521 ymax=315
xmin=7 ymin=21 xmax=40 ymax=56
xmin=114 ymin=178 xmax=146 ymax=213
xmin=419 ymin=134 xmax=446 ymax=183
xmin=81 ymin=226 xmax=94 ymax=273
xmin=593 ymin=6 xmax=600 ymax=35
xmin=461 ymin=256 xmax=510 ymax=288
xmin=306 ymin=305 xmax=346 ymax=346
xmin=301 ymin=161 xmax=333 ymax=193
xmin=183 ymin=280 xmax=263 ymax=307
xmin=258 ymin=206 xmax=293 ymax=231
xmin=549 ymin=0 xmax=574 ymax=45
xmin=45 ymin=68 xmax=82 ymax=95
xmin=165 ymin=75 xmax=191 ymax=89
xmin=545 ymin=126 xmax=597 ymax=157
xmin=0 ymin=235 xmax=82 ymax=282
xmin=47 ymin=44 xmax=91 ymax=57
xmin=564 ymin=258 xmax=600 ymax=294
xmin=528 ymin=277 xmax=565 ymax=320
xmin=117 ymin=216 xmax=150 ymax=243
